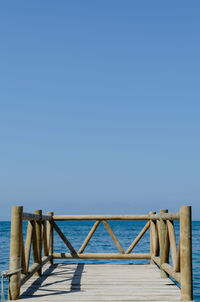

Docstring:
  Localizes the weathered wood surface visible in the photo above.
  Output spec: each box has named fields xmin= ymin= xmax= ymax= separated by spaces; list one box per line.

xmin=16 ymin=263 xmax=185 ymax=301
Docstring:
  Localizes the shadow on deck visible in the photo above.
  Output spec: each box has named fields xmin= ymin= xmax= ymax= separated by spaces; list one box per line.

xmin=20 ymin=263 xmax=85 ymax=298
xmin=18 ymin=263 xmax=181 ymax=302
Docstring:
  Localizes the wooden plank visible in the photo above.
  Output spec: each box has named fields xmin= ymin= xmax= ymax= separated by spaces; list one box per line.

xmin=20 ymin=262 xmax=183 ymax=302
xmin=18 ymin=260 xmax=184 ymax=302
xmin=78 ymin=220 xmax=100 ymax=253
xmin=21 ymin=286 xmax=179 ymax=292
xmin=21 ymin=291 xmax=180 ymax=297
xmin=21 ymin=297 xmax=179 ymax=300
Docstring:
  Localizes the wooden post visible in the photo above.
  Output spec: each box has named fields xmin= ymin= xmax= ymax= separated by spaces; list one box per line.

xmin=163 ymin=224 xmax=170 ymax=265
xmin=149 ymin=211 xmax=156 ymax=264
xmin=34 ymin=210 xmax=42 ymax=276
xmin=180 ymin=206 xmax=193 ymax=301
xmin=47 ymin=212 xmax=54 ymax=264
xmin=21 ymin=231 xmax=26 ymax=275
xmin=25 ymin=221 xmax=33 ymax=272
xmin=32 ymin=221 xmax=39 ymax=267
xmin=8 ymin=206 xmax=23 ymax=300
xmin=160 ymin=209 xmax=168 ymax=278
xmin=42 ymin=220 xmax=48 ymax=256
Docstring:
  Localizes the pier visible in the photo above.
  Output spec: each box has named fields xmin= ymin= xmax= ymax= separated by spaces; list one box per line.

xmin=8 ymin=206 xmax=193 ymax=301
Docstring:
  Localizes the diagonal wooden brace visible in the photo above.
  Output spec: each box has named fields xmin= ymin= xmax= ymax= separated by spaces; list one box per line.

xmin=126 ymin=221 xmax=150 ymax=254
xmin=78 ymin=220 xmax=100 ymax=253
xmin=102 ymin=220 xmax=124 ymax=254
xmin=53 ymin=221 xmax=77 ymax=255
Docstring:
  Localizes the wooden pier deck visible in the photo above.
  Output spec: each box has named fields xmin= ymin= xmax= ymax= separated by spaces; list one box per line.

xmin=8 ymin=206 xmax=194 ymax=301
xmin=19 ymin=263 xmax=181 ymax=302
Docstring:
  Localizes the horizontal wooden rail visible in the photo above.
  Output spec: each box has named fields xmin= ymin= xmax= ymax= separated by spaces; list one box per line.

xmin=150 ymin=212 xmax=180 ymax=221
xmin=53 ymin=214 xmax=150 ymax=220
xmin=53 ymin=252 xmax=151 ymax=259
xmin=20 ymin=255 xmax=52 ymax=285
xmin=53 ymin=212 xmax=180 ymax=221
xmin=161 ymin=263 xmax=181 ymax=283
xmin=151 ymin=254 xmax=161 ymax=266
xmin=151 ymin=255 xmax=181 ymax=284
xmin=23 ymin=212 xmax=52 ymax=221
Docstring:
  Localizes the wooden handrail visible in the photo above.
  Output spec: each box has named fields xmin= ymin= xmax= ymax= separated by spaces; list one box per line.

xmin=53 ymin=214 xmax=150 ymax=220
xmin=52 ymin=252 xmax=151 ymax=259
xmin=150 ymin=212 xmax=180 ymax=220
xmin=53 ymin=212 xmax=180 ymax=221
xmin=23 ymin=212 xmax=52 ymax=221
xmin=161 ymin=263 xmax=181 ymax=283
xmin=20 ymin=255 xmax=52 ymax=286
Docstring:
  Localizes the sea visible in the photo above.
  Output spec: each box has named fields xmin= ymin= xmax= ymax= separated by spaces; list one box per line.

xmin=0 ymin=220 xmax=199 ymax=301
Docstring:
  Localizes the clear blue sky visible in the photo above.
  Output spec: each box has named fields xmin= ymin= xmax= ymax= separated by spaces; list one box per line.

xmin=0 ymin=1 xmax=200 ymax=220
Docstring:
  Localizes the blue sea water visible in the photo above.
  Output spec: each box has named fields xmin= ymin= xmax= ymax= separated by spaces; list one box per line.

xmin=0 ymin=221 xmax=199 ymax=300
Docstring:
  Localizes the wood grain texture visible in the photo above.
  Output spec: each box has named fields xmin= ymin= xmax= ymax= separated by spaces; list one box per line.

xmin=25 ymin=221 xmax=33 ymax=272
xmin=9 ymin=206 xmax=23 ymax=300
xmin=47 ymin=212 xmax=54 ymax=265
xmin=52 ymin=253 xmax=151 ymax=259
xmin=34 ymin=210 xmax=42 ymax=276
xmin=21 ymin=231 xmax=26 ymax=275
xmin=180 ymin=206 xmax=193 ymax=301
xmin=167 ymin=220 xmax=177 ymax=267
xmin=53 ymin=214 xmax=150 ymax=220
xmin=160 ymin=209 xmax=168 ymax=278
xmin=18 ymin=263 xmax=186 ymax=302
xmin=42 ymin=220 xmax=48 ymax=256
xmin=175 ymin=240 xmax=180 ymax=273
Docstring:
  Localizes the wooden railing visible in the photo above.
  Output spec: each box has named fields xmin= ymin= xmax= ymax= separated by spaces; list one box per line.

xmin=8 ymin=208 xmax=53 ymax=300
xmin=8 ymin=206 xmax=193 ymax=301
